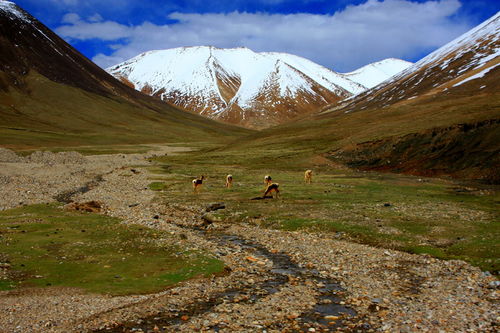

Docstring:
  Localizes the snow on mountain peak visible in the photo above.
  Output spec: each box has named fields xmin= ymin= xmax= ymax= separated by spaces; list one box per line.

xmin=107 ymin=46 xmax=409 ymax=128
xmin=0 ymin=1 xmax=30 ymax=22
xmin=343 ymin=58 xmax=413 ymax=89
xmin=382 ymin=12 xmax=500 ymax=90
xmin=333 ymin=12 xmax=500 ymax=115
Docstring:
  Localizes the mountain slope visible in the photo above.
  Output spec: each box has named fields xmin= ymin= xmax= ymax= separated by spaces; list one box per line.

xmin=108 ymin=47 xmax=410 ymax=129
xmin=228 ymin=13 xmax=500 ymax=183
xmin=330 ymin=12 xmax=499 ymax=114
xmin=0 ymin=1 xmax=250 ymax=149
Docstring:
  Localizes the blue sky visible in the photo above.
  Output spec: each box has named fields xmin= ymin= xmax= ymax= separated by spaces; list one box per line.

xmin=12 ymin=0 xmax=500 ymax=71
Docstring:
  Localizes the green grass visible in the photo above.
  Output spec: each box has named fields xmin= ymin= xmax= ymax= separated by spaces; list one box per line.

xmin=0 ymin=72 xmax=251 ymax=150
xmin=15 ymin=144 xmax=152 ymax=156
xmin=150 ymin=150 xmax=500 ymax=274
xmin=0 ymin=204 xmax=224 ymax=295
xmin=148 ymin=181 xmax=169 ymax=191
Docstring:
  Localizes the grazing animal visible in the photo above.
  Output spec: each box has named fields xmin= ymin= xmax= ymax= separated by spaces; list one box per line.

xmin=264 ymin=183 xmax=280 ymax=198
xmin=226 ymin=174 xmax=233 ymax=188
xmin=264 ymin=175 xmax=272 ymax=185
xmin=192 ymin=175 xmax=205 ymax=193
xmin=304 ymin=170 xmax=313 ymax=184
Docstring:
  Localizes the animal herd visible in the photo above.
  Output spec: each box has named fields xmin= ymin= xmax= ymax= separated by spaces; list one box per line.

xmin=192 ymin=170 xmax=313 ymax=198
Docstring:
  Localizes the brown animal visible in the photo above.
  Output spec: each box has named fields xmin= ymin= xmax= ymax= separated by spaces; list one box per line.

xmin=192 ymin=175 xmax=205 ymax=193
xmin=304 ymin=170 xmax=313 ymax=184
xmin=225 ymin=174 xmax=233 ymax=188
xmin=264 ymin=175 xmax=272 ymax=185
xmin=263 ymin=183 xmax=280 ymax=198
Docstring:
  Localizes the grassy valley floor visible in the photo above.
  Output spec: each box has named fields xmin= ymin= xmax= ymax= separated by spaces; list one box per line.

xmin=0 ymin=143 xmax=498 ymax=332
xmin=152 ymin=147 xmax=499 ymax=274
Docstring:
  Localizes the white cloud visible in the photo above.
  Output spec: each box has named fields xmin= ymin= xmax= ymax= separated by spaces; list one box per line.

xmin=57 ymin=13 xmax=132 ymax=41
xmin=55 ymin=0 xmax=473 ymax=71
xmin=61 ymin=13 xmax=80 ymax=24
xmin=88 ymin=13 xmax=103 ymax=22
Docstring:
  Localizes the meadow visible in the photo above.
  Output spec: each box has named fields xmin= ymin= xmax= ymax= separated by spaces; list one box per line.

xmin=149 ymin=146 xmax=499 ymax=274
xmin=0 ymin=203 xmax=223 ymax=294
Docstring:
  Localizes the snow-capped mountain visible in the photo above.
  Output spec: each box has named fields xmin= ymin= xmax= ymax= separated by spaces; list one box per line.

xmin=331 ymin=12 xmax=500 ymax=114
xmin=108 ymin=47 xmax=409 ymax=129
xmin=343 ymin=58 xmax=413 ymax=89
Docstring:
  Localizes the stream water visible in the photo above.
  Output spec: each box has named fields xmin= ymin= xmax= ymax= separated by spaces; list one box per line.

xmin=54 ymin=175 xmax=104 ymax=203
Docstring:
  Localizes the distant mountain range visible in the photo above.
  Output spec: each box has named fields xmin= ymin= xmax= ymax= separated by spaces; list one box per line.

xmin=108 ymin=47 xmax=411 ymax=129
xmin=1 ymin=0 xmax=497 ymax=183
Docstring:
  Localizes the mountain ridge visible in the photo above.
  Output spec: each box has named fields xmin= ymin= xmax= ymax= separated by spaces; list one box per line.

xmin=108 ymin=46 xmax=411 ymax=129
xmin=328 ymin=11 xmax=499 ymax=115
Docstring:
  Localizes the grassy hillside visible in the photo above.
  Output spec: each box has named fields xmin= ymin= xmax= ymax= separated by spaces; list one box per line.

xmin=218 ymin=68 xmax=500 ymax=183
xmin=0 ymin=71 xmax=251 ymax=149
xmin=0 ymin=3 xmax=251 ymax=150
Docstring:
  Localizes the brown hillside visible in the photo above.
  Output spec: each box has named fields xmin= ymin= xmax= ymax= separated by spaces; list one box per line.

xmin=0 ymin=3 xmax=251 ymax=149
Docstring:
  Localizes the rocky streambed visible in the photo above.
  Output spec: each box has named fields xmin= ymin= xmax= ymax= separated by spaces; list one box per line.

xmin=97 ymin=232 xmax=358 ymax=332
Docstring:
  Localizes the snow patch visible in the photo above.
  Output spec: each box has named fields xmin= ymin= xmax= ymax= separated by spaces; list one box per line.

xmin=0 ymin=1 xmax=30 ymax=22
xmin=453 ymin=62 xmax=500 ymax=87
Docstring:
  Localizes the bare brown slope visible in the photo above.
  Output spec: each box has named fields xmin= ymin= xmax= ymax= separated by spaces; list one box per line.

xmin=0 ymin=3 xmax=251 ymax=148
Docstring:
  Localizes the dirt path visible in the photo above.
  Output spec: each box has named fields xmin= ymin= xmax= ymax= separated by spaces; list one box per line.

xmin=0 ymin=146 xmax=498 ymax=332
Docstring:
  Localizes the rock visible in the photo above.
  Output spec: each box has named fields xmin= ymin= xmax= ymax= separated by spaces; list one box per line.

xmin=66 ymin=201 xmax=103 ymax=213
xmin=205 ymin=202 xmax=226 ymax=212
xmin=488 ymin=281 xmax=500 ymax=288
xmin=0 ymin=148 xmax=24 ymax=163
xmin=202 ymin=212 xmax=222 ymax=225
xmin=26 ymin=150 xmax=87 ymax=164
